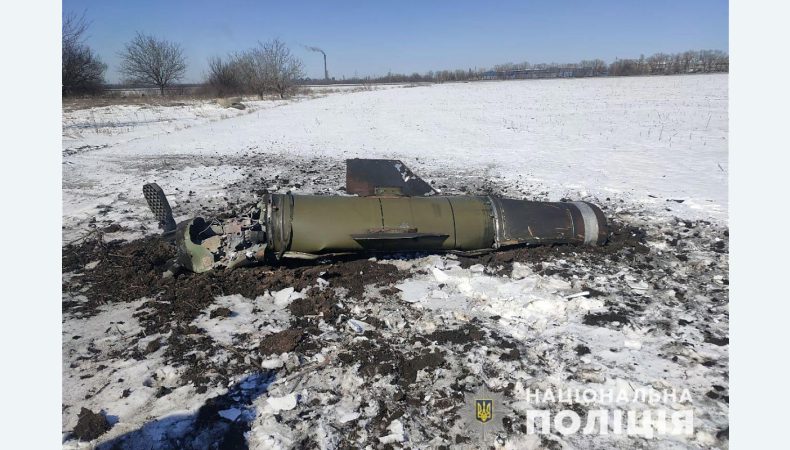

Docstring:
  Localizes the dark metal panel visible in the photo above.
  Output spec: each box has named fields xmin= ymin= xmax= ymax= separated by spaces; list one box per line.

xmin=495 ymin=198 xmax=577 ymax=245
xmin=346 ymin=158 xmax=435 ymax=197
xmin=350 ymin=232 xmax=450 ymax=251
xmin=489 ymin=199 xmax=608 ymax=247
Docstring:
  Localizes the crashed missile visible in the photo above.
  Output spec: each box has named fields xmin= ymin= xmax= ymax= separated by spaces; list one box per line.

xmin=144 ymin=159 xmax=608 ymax=273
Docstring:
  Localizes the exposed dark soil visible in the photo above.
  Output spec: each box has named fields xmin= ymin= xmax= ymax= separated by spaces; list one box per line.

xmin=259 ymin=329 xmax=305 ymax=355
xmin=583 ymin=311 xmax=631 ymax=327
xmin=73 ymin=407 xmax=111 ymax=441
xmin=63 ymin=236 xmax=411 ymax=320
xmin=62 ymin=210 xmax=729 ymax=448
xmin=61 ymin=219 xmax=649 ymax=391
xmin=62 ymin=232 xmax=417 ymax=390
xmin=337 ymin=335 xmax=446 ymax=386
xmin=424 ymin=324 xmax=485 ymax=345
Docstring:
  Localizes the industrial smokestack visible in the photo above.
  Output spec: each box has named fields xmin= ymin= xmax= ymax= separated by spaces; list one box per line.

xmin=305 ymin=45 xmax=328 ymax=80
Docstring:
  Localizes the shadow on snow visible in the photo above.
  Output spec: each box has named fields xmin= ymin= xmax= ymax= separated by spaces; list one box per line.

xmin=96 ymin=372 xmax=276 ymax=450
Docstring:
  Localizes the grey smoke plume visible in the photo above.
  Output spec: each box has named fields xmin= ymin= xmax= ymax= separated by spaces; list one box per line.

xmin=305 ymin=45 xmax=328 ymax=80
xmin=304 ymin=45 xmax=325 ymax=57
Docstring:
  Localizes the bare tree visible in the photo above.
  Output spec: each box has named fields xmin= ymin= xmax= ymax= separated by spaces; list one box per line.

xmin=62 ymin=12 xmax=106 ymax=96
xmin=233 ymin=49 xmax=268 ymax=98
xmin=63 ymin=12 xmax=88 ymax=50
xmin=261 ymin=39 xmax=304 ymax=98
xmin=119 ymin=32 xmax=186 ymax=95
xmin=222 ymin=39 xmax=304 ymax=99
xmin=646 ymin=53 xmax=670 ymax=74
xmin=592 ymin=59 xmax=605 ymax=75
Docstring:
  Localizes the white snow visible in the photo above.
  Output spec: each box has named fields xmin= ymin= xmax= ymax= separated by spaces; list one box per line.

xmin=396 ymin=258 xmax=607 ymax=338
xmin=273 ymin=287 xmax=303 ymax=308
xmin=379 ymin=419 xmax=405 ymax=444
xmin=62 ymin=99 xmax=286 ymax=151
xmin=62 ymin=75 xmax=728 ymax=449
xmin=62 ymin=75 xmax=727 ymax=243
xmin=191 ymin=292 xmax=295 ymax=347
xmin=61 ymin=297 xmax=228 ymax=448
xmin=260 ymin=357 xmax=286 ymax=369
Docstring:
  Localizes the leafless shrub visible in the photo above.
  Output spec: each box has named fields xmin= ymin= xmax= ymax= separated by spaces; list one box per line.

xmin=119 ymin=32 xmax=187 ymax=96
xmin=206 ymin=56 xmax=243 ymax=96
xmin=206 ymin=39 xmax=304 ymax=99
xmin=62 ymin=12 xmax=106 ymax=96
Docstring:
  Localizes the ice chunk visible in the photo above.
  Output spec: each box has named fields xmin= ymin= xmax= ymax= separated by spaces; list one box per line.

xmin=218 ymin=407 xmax=242 ymax=421
xmin=347 ymin=319 xmax=372 ymax=334
xmin=378 ymin=419 xmax=405 ymax=444
xmin=337 ymin=410 xmax=360 ymax=424
xmin=261 ymin=357 xmax=285 ymax=369
xmin=624 ymin=339 xmax=643 ymax=350
xmin=267 ymin=393 xmax=297 ymax=412
xmin=468 ymin=264 xmax=485 ymax=273
xmin=431 ymin=267 xmax=450 ymax=283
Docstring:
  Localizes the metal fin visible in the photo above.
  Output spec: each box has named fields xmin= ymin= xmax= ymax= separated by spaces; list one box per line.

xmin=345 ymin=159 xmax=435 ymax=197
xmin=143 ymin=183 xmax=177 ymax=233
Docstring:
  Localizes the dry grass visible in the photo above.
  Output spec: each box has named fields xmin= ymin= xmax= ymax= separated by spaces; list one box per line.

xmin=62 ymin=89 xmax=313 ymax=112
xmin=62 ymin=96 xmax=203 ymax=112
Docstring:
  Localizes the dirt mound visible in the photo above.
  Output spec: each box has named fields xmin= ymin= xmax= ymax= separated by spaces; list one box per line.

xmin=337 ymin=337 xmax=445 ymax=386
xmin=60 ymin=219 xmax=660 ymax=395
xmin=259 ymin=329 xmax=305 ymax=355
xmin=457 ymin=220 xmax=648 ymax=271
xmin=62 ymin=233 xmax=414 ymax=390
xmin=73 ymin=407 xmax=111 ymax=441
xmin=288 ymin=287 xmax=342 ymax=326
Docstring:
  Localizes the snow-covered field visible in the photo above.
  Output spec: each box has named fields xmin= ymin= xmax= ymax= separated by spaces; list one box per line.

xmin=62 ymin=75 xmax=728 ymax=449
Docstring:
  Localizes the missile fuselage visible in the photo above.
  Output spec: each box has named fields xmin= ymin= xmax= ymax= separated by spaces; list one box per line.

xmin=145 ymin=159 xmax=609 ymax=273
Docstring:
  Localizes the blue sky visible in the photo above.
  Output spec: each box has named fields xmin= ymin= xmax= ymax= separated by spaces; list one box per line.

xmin=63 ymin=0 xmax=729 ymax=83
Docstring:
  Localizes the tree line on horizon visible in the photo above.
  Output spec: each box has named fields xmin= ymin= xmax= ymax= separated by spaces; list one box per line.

xmin=316 ymin=50 xmax=728 ymax=85
xmin=62 ymin=12 xmax=729 ymax=98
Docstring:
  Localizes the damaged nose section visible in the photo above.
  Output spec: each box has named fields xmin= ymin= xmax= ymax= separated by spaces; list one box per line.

xmin=174 ymin=217 xmax=218 ymax=273
xmin=174 ymin=216 xmax=268 ymax=273
xmin=143 ymin=184 xmax=267 ymax=273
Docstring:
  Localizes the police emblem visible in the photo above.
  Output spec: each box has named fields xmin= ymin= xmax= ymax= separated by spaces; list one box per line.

xmin=475 ymin=399 xmax=493 ymax=423
xmin=461 ymin=386 xmax=510 ymax=443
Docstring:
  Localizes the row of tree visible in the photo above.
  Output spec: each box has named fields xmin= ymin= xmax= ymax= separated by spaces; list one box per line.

xmin=62 ymin=12 xmax=729 ymax=97
xmin=608 ymin=50 xmax=729 ymax=76
xmin=298 ymin=50 xmax=726 ymax=85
